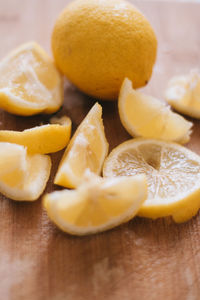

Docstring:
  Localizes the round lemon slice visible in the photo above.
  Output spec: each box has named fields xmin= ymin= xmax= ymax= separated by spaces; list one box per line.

xmin=43 ymin=174 xmax=147 ymax=235
xmin=0 ymin=42 xmax=63 ymax=116
xmin=118 ymin=78 xmax=193 ymax=144
xmin=103 ymin=138 xmax=200 ymax=223
xmin=0 ymin=116 xmax=71 ymax=154
xmin=165 ymin=69 xmax=200 ymax=119
xmin=0 ymin=143 xmax=51 ymax=201
xmin=54 ymin=103 xmax=109 ymax=188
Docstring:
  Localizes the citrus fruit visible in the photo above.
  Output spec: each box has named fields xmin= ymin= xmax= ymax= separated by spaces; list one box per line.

xmin=0 ymin=142 xmax=27 ymax=182
xmin=0 ymin=142 xmax=51 ymax=201
xmin=165 ymin=69 xmax=200 ymax=119
xmin=52 ymin=0 xmax=157 ymax=100
xmin=103 ymin=138 xmax=200 ymax=223
xmin=118 ymin=78 xmax=193 ymax=144
xmin=0 ymin=42 xmax=63 ymax=116
xmin=0 ymin=116 xmax=71 ymax=154
xmin=54 ymin=103 xmax=109 ymax=188
xmin=43 ymin=174 xmax=147 ymax=235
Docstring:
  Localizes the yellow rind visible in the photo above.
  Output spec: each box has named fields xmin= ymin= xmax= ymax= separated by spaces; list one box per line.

xmin=52 ymin=0 xmax=157 ymax=100
xmin=0 ymin=116 xmax=71 ymax=154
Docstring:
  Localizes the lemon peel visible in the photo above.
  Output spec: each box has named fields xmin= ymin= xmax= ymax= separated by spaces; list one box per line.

xmin=0 ymin=116 xmax=71 ymax=154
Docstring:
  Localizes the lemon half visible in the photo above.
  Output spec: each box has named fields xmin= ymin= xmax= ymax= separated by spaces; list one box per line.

xmin=103 ymin=138 xmax=200 ymax=223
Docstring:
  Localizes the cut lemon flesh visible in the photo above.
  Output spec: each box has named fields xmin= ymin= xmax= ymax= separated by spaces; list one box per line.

xmin=0 ymin=142 xmax=27 ymax=182
xmin=0 ymin=143 xmax=51 ymax=201
xmin=54 ymin=103 xmax=109 ymax=188
xmin=118 ymin=78 xmax=193 ymax=144
xmin=43 ymin=175 xmax=147 ymax=235
xmin=103 ymin=138 xmax=200 ymax=223
xmin=0 ymin=116 xmax=71 ymax=154
xmin=165 ymin=69 xmax=200 ymax=119
xmin=0 ymin=42 xmax=63 ymax=116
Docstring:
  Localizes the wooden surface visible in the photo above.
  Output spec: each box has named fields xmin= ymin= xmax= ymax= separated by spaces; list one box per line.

xmin=0 ymin=1 xmax=200 ymax=299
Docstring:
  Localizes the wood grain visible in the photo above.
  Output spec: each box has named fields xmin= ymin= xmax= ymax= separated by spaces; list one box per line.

xmin=0 ymin=1 xmax=200 ymax=299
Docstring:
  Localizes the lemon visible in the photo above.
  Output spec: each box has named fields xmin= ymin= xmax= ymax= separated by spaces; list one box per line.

xmin=43 ymin=174 xmax=147 ymax=235
xmin=0 ymin=42 xmax=63 ymax=116
xmin=0 ymin=116 xmax=71 ymax=154
xmin=54 ymin=103 xmax=109 ymax=188
xmin=52 ymin=0 xmax=157 ymax=100
xmin=0 ymin=142 xmax=27 ymax=182
xmin=119 ymin=78 xmax=193 ymax=143
xmin=0 ymin=143 xmax=51 ymax=201
xmin=103 ymin=138 xmax=200 ymax=223
xmin=165 ymin=69 xmax=200 ymax=119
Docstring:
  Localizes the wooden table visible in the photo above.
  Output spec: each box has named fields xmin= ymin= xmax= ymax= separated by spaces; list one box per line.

xmin=0 ymin=1 xmax=200 ymax=299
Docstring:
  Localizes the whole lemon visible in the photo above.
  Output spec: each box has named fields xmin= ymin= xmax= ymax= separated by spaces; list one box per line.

xmin=52 ymin=0 xmax=157 ymax=100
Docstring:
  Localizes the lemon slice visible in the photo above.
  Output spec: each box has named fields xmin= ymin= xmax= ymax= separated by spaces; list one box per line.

xmin=0 ymin=42 xmax=63 ymax=116
xmin=103 ymin=138 xmax=200 ymax=223
xmin=43 ymin=174 xmax=147 ymax=235
xmin=0 ymin=116 xmax=71 ymax=154
xmin=0 ymin=143 xmax=51 ymax=201
xmin=118 ymin=78 xmax=193 ymax=144
xmin=165 ymin=69 xmax=200 ymax=119
xmin=54 ymin=103 xmax=109 ymax=188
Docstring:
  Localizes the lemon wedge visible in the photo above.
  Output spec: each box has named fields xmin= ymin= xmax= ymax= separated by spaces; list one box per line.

xmin=0 ymin=42 xmax=63 ymax=116
xmin=0 ymin=116 xmax=71 ymax=154
xmin=118 ymin=78 xmax=193 ymax=144
xmin=165 ymin=69 xmax=200 ymax=118
xmin=0 ymin=142 xmax=51 ymax=201
xmin=43 ymin=174 xmax=147 ymax=235
xmin=0 ymin=142 xmax=27 ymax=182
xmin=54 ymin=103 xmax=109 ymax=188
xmin=103 ymin=138 xmax=200 ymax=223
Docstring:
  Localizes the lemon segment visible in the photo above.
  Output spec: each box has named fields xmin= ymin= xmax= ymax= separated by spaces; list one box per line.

xmin=118 ymin=78 xmax=193 ymax=144
xmin=103 ymin=138 xmax=200 ymax=223
xmin=52 ymin=0 xmax=157 ymax=100
xmin=0 ymin=154 xmax=51 ymax=201
xmin=0 ymin=142 xmax=27 ymax=185
xmin=0 ymin=142 xmax=51 ymax=201
xmin=165 ymin=69 xmax=200 ymax=119
xmin=0 ymin=42 xmax=63 ymax=116
xmin=43 ymin=175 xmax=147 ymax=235
xmin=54 ymin=103 xmax=109 ymax=188
xmin=0 ymin=116 xmax=71 ymax=154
